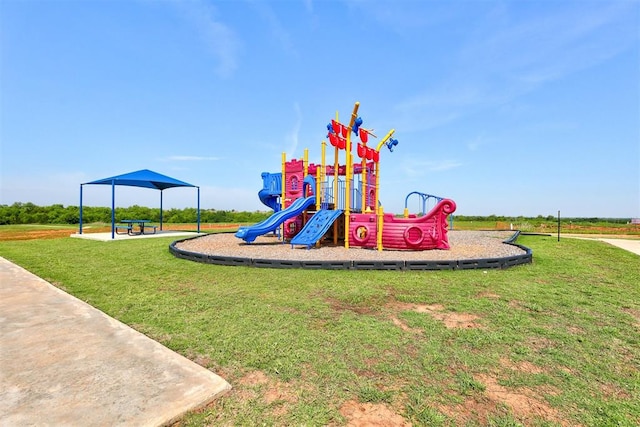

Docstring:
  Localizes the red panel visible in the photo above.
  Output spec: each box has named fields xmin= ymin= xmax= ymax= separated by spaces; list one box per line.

xmin=349 ymin=213 xmax=377 ymax=249
xmin=359 ymin=128 xmax=368 ymax=144
xmin=381 ymin=199 xmax=456 ymax=250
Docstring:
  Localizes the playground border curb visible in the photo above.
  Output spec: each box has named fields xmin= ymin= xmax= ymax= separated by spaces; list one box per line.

xmin=169 ymin=231 xmax=532 ymax=271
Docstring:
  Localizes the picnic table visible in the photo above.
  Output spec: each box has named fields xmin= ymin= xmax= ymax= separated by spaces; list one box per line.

xmin=115 ymin=220 xmax=157 ymax=235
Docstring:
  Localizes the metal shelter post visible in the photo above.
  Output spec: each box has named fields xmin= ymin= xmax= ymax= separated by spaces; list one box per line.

xmin=160 ymin=190 xmax=163 ymax=231
xmin=197 ymin=187 xmax=201 ymax=233
xmin=111 ymin=180 xmax=115 ymax=240
xmin=79 ymin=184 xmax=84 ymax=234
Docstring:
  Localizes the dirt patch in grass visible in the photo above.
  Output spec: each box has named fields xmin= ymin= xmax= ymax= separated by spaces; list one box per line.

xmin=0 ymin=228 xmax=94 ymax=241
xmin=234 ymin=370 xmax=299 ymax=416
xmin=392 ymin=303 xmax=482 ymax=329
xmin=339 ymin=400 xmax=411 ymax=427
xmin=437 ymin=397 xmax=501 ymax=425
xmin=439 ymin=369 xmax=565 ymax=426
xmin=475 ymin=373 xmax=566 ymax=426
xmin=0 ymin=223 xmax=238 ymax=241
xmin=622 ymin=308 xmax=640 ymax=329
xmin=389 ymin=316 xmax=421 ymax=334
xmin=437 ymin=354 xmax=567 ymax=425
xmin=599 ymin=381 xmax=632 ymax=400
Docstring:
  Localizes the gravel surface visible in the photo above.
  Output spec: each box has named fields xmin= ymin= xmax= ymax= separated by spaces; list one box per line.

xmin=175 ymin=230 xmax=527 ymax=262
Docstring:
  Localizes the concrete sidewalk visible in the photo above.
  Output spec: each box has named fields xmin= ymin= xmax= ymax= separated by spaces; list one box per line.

xmin=562 ymin=235 xmax=640 ymax=256
xmin=598 ymin=238 xmax=640 ymax=256
xmin=0 ymin=257 xmax=231 ymax=426
xmin=70 ymin=230 xmax=204 ymax=241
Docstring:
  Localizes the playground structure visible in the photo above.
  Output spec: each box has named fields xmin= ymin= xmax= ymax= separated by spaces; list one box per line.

xmin=235 ymin=102 xmax=456 ymax=251
xmin=404 ymin=191 xmax=455 ymax=230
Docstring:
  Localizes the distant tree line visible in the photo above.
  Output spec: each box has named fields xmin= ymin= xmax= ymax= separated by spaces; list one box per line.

xmin=0 ymin=203 xmax=632 ymax=226
xmin=454 ymin=214 xmax=630 ymax=224
xmin=0 ymin=203 xmax=270 ymax=225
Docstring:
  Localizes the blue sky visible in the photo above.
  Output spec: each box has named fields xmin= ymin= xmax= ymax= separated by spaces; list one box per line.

xmin=1 ymin=0 xmax=638 ymax=218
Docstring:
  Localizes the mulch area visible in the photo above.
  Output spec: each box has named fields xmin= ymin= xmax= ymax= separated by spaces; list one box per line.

xmin=175 ymin=230 xmax=527 ymax=262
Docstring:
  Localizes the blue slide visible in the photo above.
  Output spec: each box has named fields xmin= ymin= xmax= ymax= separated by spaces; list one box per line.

xmin=290 ymin=209 xmax=343 ymax=248
xmin=258 ymin=188 xmax=280 ymax=212
xmin=235 ymin=196 xmax=316 ymax=243
xmin=258 ymin=172 xmax=282 ymax=212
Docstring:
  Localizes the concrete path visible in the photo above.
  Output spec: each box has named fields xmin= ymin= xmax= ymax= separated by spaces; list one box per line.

xmin=70 ymin=230 xmax=204 ymax=241
xmin=562 ymin=235 xmax=640 ymax=256
xmin=0 ymin=257 xmax=231 ymax=426
xmin=598 ymin=239 xmax=640 ymax=256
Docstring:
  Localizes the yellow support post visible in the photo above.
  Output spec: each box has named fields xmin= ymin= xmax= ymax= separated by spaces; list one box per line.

xmin=281 ymin=152 xmax=286 ymax=211
xmin=377 ymin=205 xmax=384 ymax=251
xmin=344 ymin=101 xmax=360 ymax=249
xmin=315 ymin=164 xmax=322 ymax=248
xmin=303 ymin=148 xmax=309 ymax=225
xmin=316 ymin=160 xmax=321 ymax=211
xmin=320 ymin=140 xmax=326 ymax=210
xmin=303 ymin=148 xmax=309 ymax=195
xmin=333 ymin=112 xmax=339 ymax=245
xmin=373 ymin=129 xmax=395 ymax=251
xmin=281 ymin=152 xmax=287 ymax=240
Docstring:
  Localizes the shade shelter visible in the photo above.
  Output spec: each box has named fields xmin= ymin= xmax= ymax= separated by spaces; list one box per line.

xmin=79 ymin=169 xmax=200 ymax=239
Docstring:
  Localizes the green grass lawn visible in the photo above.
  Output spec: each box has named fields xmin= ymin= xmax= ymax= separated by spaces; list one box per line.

xmin=0 ymin=234 xmax=638 ymax=426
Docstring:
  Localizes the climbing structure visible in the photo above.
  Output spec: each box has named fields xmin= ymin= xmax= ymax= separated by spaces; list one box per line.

xmin=235 ymin=102 xmax=456 ymax=251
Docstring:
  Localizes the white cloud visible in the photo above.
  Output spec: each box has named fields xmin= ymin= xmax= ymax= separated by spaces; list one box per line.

xmin=392 ymin=1 xmax=637 ymax=133
xmin=466 ymin=134 xmax=495 ymax=152
xmin=303 ymin=0 xmax=313 ymax=13
xmin=286 ymin=102 xmax=302 ymax=158
xmin=461 ymin=2 xmax=635 ymax=85
xmin=346 ymin=0 xmax=461 ymax=35
xmin=248 ymin=0 xmax=297 ymax=55
xmin=174 ymin=0 xmax=241 ymax=78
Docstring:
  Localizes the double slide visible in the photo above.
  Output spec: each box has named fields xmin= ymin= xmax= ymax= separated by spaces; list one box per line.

xmin=235 ymin=196 xmax=316 ymax=243
xmin=290 ymin=209 xmax=343 ymax=248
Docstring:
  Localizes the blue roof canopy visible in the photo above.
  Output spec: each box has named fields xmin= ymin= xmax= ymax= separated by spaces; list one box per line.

xmin=79 ymin=169 xmax=200 ymax=239
xmin=84 ymin=169 xmax=195 ymax=190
